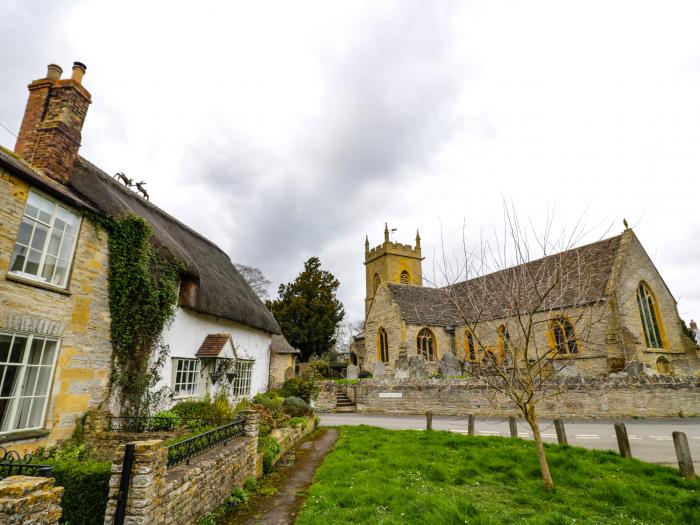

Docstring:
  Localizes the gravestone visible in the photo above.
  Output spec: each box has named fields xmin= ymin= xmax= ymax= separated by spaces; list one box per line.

xmin=346 ymin=364 xmax=359 ymax=380
xmin=394 ymin=352 xmax=409 ymax=380
xmin=409 ymin=355 xmax=428 ymax=379
xmin=440 ymin=352 xmax=462 ymax=377
xmin=374 ymin=361 xmax=386 ymax=378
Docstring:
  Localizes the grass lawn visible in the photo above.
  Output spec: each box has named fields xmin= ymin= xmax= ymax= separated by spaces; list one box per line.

xmin=296 ymin=426 xmax=700 ymax=525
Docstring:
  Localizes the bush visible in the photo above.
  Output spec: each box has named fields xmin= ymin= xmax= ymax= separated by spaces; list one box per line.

xmin=258 ymin=435 xmax=282 ymax=474
xmin=254 ymin=391 xmax=285 ymax=413
xmin=244 ymin=476 xmax=258 ymax=492
xmin=171 ymin=400 xmax=218 ymax=420
xmin=280 ymin=368 xmax=321 ymax=402
xmin=283 ymin=396 xmax=313 ymax=417
xmin=358 ymin=370 xmax=373 ymax=379
xmin=47 ymin=459 xmax=111 ymax=525
xmin=251 ymin=403 xmax=275 ymax=437
xmin=289 ymin=416 xmax=308 ymax=429
xmin=151 ymin=410 xmax=181 ymax=430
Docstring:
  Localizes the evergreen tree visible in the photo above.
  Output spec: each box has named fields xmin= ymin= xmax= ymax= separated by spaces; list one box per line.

xmin=267 ymin=257 xmax=345 ymax=361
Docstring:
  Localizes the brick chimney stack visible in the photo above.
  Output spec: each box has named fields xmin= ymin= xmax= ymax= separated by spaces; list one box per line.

xmin=15 ymin=62 xmax=91 ymax=184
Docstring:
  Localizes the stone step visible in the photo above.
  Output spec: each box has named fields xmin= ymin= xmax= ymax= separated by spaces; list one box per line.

xmin=336 ymin=400 xmax=355 ymax=407
xmin=333 ymin=405 xmax=357 ymax=413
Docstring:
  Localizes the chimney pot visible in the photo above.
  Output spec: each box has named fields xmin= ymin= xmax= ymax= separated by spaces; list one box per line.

xmin=71 ymin=61 xmax=87 ymax=83
xmin=46 ymin=64 xmax=63 ymax=81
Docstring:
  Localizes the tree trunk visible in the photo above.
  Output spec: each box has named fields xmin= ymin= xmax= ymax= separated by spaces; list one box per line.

xmin=526 ymin=406 xmax=554 ymax=491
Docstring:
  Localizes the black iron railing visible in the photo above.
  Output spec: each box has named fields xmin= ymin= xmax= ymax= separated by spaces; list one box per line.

xmin=0 ymin=447 xmax=52 ymax=480
xmin=108 ymin=416 xmax=236 ymax=433
xmin=166 ymin=417 xmax=245 ymax=468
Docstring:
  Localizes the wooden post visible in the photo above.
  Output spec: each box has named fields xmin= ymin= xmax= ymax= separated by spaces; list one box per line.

xmin=554 ymin=418 xmax=568 ymax=446
xmin=426 ymin=411 xmax=433 ymax=431
xmin=468 ymin=415 xmax=475 ymax=436
xmin=614 ymin=423 xmax=632 ymax=458
xmin=672 ymin=431 xmax=696 ymax=480
xmin=509 ymin=417 xmax=518 ymax=438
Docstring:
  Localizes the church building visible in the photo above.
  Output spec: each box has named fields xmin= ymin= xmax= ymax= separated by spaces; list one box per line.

xmin=351 ymin=225 xmax=699 ymax=379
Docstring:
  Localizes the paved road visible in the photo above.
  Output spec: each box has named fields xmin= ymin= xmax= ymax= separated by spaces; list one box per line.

xmin=320 ymin=413 xmax=700 ymax=470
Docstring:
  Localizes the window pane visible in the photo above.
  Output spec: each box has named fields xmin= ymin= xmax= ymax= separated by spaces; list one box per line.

xmin=25 ymin=192 xmax=41 ymax=219
xmin=13 ymin=397 xmax=32 ymax=429
xmin=0 ymin=366 xmax=21 ymax=397
xmin=42 ymin=256 xmax=57 ymax=281
xmin=38 ymin=198 xmax=54 ymax=224
xmin=33 ymin=368 xmax=52 ymax=396
xmin=42 ymin=341 xmax=57 ymax=365
xmin=28 ymin=397 xmax=46 ymax=428
xmin=9 ymin=245 xmax=27 ymax=273
xmin=47 ymin=231 xmax=62 ymax=257
xmin=17 ymin=219 xmax=33 ymax=246
xmin=25 ymin=248 xmax=42 ymax=276
xmin=59 ymin=237 xmax=73 ymax=261
xmin=28 ymin=339 xmax=44 ymax=365
xmin=22 ymin=366 xmax=39 ymax=396
xmin=9 ymin=337 xmax=26 ymax=363
xmin=0 ymin=335 xmax=12 ymax=362
xmin=52 ymin=260 xmax=68 ymax=286
xmin=57 ymin=207 xmax=78 ymax=236
xmin=30 ymin=224 xmax=48 ymax=251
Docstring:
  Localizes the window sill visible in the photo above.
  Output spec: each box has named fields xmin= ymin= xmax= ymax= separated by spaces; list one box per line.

xmin=0 ymin=428 xmax=51 ymax=444
xmin=5 ymin=273 xmax=71 ymax=296
xmin=643 ymin=348 xmax=685 ymax=355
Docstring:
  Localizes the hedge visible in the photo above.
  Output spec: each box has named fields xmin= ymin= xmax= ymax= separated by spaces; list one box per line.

xmin=47 ymin=459 xmax=111 ymax=525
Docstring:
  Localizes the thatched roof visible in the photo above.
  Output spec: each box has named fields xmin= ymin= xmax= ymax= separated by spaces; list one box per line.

xmin=70 ymin=157 xmax=281 ymax=335
xmin=270 ymin=334 xmax=301 ymax=355
xmin=386 ymin=234 xmax=623 ymax=327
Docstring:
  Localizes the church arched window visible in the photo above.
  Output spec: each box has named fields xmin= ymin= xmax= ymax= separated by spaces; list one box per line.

xmin=498 ymin=325 xmax=511 ymax=353
xmin=549 ymin=317 xmax=578 ymax=354
xmin=373 ymin=273 xmax=380 ymax=294
xmin=636 ymin=281 xmax=664 ymax=349
xmin=377 ymin=327 xmax=389 ymax=363
xmin=417 ymin=328 xmax=436 ymax=361
xmin=400 ymin=270 xmax=410 ymax=284
xmin=464 ymin=329 xmax=478 ymax=361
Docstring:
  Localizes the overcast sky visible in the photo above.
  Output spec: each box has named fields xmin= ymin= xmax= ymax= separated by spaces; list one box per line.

xmin=1 ymin=0 xmax=699 ymax=324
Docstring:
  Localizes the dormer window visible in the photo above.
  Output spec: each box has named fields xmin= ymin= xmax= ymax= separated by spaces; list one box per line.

xmin=9 ymin=189 xmax=80 ymax=289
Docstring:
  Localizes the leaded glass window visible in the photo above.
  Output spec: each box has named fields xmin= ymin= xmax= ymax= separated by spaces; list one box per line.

xmin=550 ymin=317 xmax=578 ymax=354
xmin=636 ymin=282 xmax=664 ymax=349
xmin=231 ymin=359 xmax=254 ymax=398
xmin=400 ymin=271 xmax=410 ymax=284
xmin=417 ymin=328 xmax=436 ymax=361
xmin=378 ymin=328 xmax=389 ymax=363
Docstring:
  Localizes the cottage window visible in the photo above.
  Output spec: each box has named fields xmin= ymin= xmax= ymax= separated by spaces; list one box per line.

xmin=550 ymin=317 xmax=578 ymax=354
xmin=9 ymin=189 xmax=81 ymax=289
xmin=231 ymin=359 xmax=254 ymax=398
xmin=400 ymin=270 xmax=410 ymax=284
xmin=636 ymin=282 xmax=664 ymax=349
xmin=417 ymin=328 xmax=436 ymax=361
xmin=377 ymin=327 xmax=389 ymax=363
xmin=0 ymin=332 xmax=59 ymax=434
xmin=172 ymin=358 xmax=200 ymax=398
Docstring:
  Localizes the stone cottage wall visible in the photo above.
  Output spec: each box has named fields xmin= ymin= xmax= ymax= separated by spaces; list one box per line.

xmin=0 ymin=167 xmax=112 ymax=452
xmin=317 ymin=377 xmax=700 ymax=418
xmin=103 ymin=411 xmax=259 ymax=525
xmin=0 ymin=475 xmax=63 ymax=525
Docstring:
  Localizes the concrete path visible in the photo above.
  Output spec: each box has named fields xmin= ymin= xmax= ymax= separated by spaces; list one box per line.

xmin=320 ymin=412 xmax=700 ymax=470
xmin=223 ymin=428 xmax=339 ymax=525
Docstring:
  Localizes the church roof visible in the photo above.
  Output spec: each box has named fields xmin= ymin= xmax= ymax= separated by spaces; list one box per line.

xmin=69 ymin=157 xmax=282 ymax=335
xmin=386 ymin=234 xmax=624 ymax=327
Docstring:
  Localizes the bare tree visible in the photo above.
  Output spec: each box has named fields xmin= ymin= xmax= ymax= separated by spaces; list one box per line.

xmin=234 ymin=263 xmax=272 ymax=300
xmin=432 ymin=204 xmax=612 ymax=491
xmin=333 ymin=318 xmax=365 ymax=356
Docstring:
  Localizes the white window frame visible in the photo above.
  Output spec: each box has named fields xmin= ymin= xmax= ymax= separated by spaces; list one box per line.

xmin=171 ymin=358 xmax=201 ymax=399
xmin=8 ymin=188 xmax=82 ymax=289
xmin=231 ymin=359 xmax=254 ymax=399
xmin=0 ymin=331 xmax=60 ymax=435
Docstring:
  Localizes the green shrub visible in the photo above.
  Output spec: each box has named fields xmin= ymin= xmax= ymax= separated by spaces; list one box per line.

xmin=289 ymin=416 xmax=308 ymax=429
xmin=283 ymin=396 xmax=313 ymax=417
xmin=172 ymin=400 xmax=218 ymax=419
xmin=151 ymin=410 xmax=181 ymax=430
xmin=258 ymin=435 xmax=282 ymax=474
xmin=47 ymin=459 xmax=111 ymax=525
xmin=244 ymin=476 xmax=258 ymax=492
xmin=254 ymin=391 xmax=285 ymax=413
xmin=280 ymin=368 xmax=321 ymax=402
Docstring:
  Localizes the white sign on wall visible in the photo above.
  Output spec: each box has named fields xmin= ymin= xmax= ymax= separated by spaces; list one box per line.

xmin=379 ymin=392 xmax=403 ymax=398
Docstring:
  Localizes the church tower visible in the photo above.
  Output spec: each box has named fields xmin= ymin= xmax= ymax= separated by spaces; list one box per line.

xmin=364 ymin=224 xmax=423 ymax=317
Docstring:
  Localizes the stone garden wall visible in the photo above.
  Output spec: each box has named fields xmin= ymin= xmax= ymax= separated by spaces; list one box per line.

xmin=0 ymin=475 xmax=63 ymax=525
xmin=103 ymin=411 xmax=259 ymax=525
xmin=317 ymin=377 xmax=700 ymax=418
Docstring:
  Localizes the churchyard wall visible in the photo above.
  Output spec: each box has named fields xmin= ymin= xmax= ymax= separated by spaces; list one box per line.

xmin=317 ymin=377 xmax=700 ymax=418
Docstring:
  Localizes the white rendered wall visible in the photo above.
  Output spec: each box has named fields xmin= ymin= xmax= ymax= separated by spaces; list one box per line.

xmin=156 ymin=306 xmax=273 ymax=406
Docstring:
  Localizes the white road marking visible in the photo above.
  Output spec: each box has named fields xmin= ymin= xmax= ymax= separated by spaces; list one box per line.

xmin=629 ymin=437 xmax=642 ymax=440
xmin=649 ymin=436 xmax=672 ymax=441
xmin=479 ymin=430 xmax=501 ymax=435
xmin=575 ymin=435 xmax=601 ymax=440
xmin=689 ymin=437 xmax=700 ymax=440
xmin=541 ymin=434 xmax=556 ymax=438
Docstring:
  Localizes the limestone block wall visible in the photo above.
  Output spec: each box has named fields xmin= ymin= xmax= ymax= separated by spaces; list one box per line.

xmin=104 ymin=411 xmax=259 ymax=525
xmin=269 ymin=353 xmax=295 ymax=388
xmin=318 ymin=378 xmax=700 ymax=418
xmin=0 ymin=475 xmax=63 ymax=525
xmin=0 ymin=168 xmax=112 ymax=452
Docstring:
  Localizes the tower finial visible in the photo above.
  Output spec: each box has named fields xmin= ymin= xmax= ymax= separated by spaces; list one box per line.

xmin=365 ymin=235 xmax=369 ymax=253
xmin=623 ymin=218 xmax=629 ymax=230
xmin=415 ymin=229 xmax=421 ymax=249
xmin=384 ymin=223 xmax=390 ymax=243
